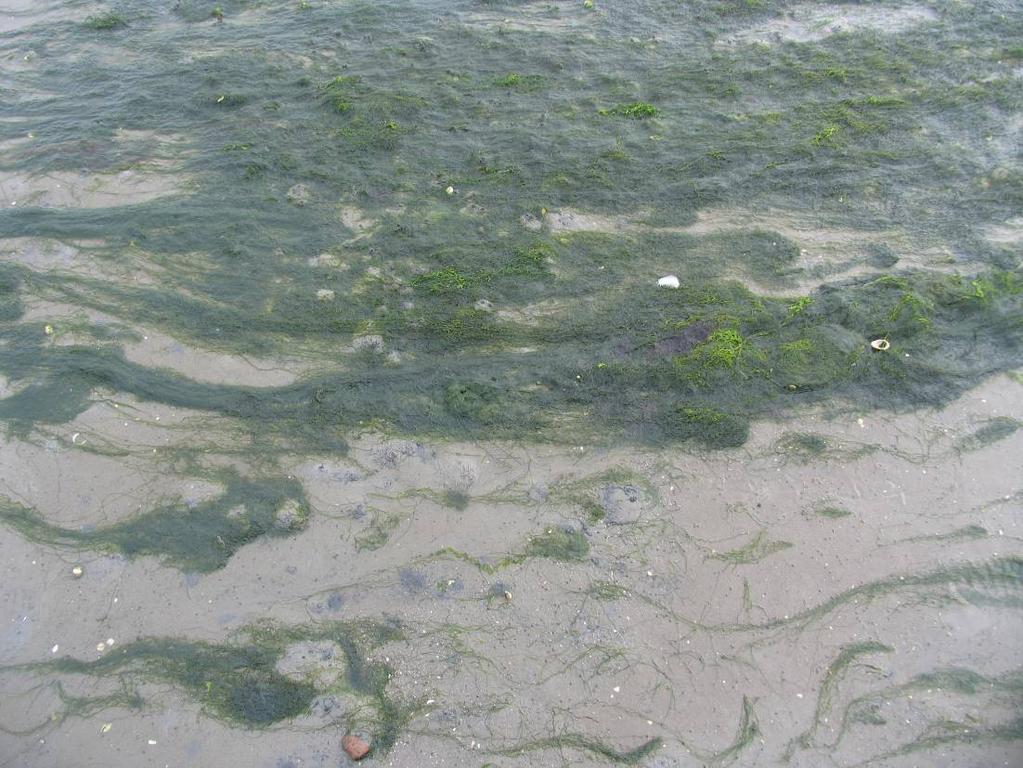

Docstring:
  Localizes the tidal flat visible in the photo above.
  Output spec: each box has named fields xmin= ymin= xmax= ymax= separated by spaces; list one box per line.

xmin=0 ymin=1 xmax=1021 ymax=766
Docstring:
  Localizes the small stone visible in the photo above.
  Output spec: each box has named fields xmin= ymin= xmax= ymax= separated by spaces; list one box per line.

xmin=287 ymin=183 xmax=310 ymax=206
xmin=445 ymin=185 xmax=455 ymax=196
xmin=657 ymin=275 xmax=680 ymax=288
xmin=316 ymin=288 xmax=335 ymax=301
xmin=473 ymin=299 xmax=493 ymax=312
xmin=342 ymin=734 xmax=371 ymax=761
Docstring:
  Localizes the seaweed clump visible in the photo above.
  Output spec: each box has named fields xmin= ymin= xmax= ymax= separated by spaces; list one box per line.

xmin=0 ymin=270 xmax=23 ymax=321
xmin=427 ymin=524 xmax=592 ymax=573
xmin=0 ymin=473 xmax=308 ymax=572
xmin=662 ymin=406 xmax=750 ymax=448
xmin=956 ymin=416 xmax=1020 ymax=451
xmin=600 ymin=102 xmax=658 ymax=118
xmin=524 ymin=526 xmax=590 ymax=562
xmin=35 ymin=620 xmax=410 ymax=741
xmin=493 ymin=734 xmax=662 ymax=764
xmin=83 ymin=12 xmax=128 ymax=30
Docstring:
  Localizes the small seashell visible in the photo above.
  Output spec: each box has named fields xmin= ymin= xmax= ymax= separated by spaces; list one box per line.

xmin=657 ymin=275 xmax=680 ymax=289
xmin=71 ymin=565 xmax=84 ymax=579
xmin=870 ymin=338 xmax=890 ymax=351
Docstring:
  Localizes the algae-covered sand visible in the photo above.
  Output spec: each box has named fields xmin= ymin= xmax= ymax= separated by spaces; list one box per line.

xmin=1 ymin=1 xmax=1021 ymax=766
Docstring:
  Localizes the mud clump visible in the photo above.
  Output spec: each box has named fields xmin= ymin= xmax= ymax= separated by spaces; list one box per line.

xmin=652 ymin=322 xmax=714 ymax=357
xmin=600 ymin=484 xmax=646 ymax=525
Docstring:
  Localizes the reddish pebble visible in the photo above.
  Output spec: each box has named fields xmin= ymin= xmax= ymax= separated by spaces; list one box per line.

xmin=342 ymin=734 xmax=370 ymax=761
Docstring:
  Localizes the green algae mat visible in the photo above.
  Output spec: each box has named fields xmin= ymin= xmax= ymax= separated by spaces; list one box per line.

xmin=2 ymin=0 xmax=1020 ymax=451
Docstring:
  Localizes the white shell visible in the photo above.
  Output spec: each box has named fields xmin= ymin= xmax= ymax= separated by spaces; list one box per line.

xmin=657 ymin=275 xmax=680 ymax=288
xmin=870 ymin=338 xmax=890 ymax=351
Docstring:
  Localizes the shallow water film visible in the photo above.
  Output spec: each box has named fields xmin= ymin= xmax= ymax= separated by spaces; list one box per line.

xmin=1 ymin=0 xmax=1022 ymax=765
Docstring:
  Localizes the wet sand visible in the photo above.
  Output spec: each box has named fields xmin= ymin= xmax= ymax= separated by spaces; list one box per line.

xmin=1 ymin=373 xmax=1020 ymax=766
